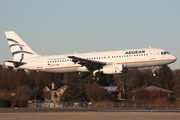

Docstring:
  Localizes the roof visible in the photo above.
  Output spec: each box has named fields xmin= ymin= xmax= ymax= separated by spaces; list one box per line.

xmin=45 ymin=84 xmax=66 ymax=91
xmin=104 ymin=86 xmax=118 ymax=93
xmin=132 ymin=85 xmax=173 ymax=93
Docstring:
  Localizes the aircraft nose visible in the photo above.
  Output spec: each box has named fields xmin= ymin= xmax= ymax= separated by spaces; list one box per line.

xmin=171 ymin=55 xmax=177 ymax=62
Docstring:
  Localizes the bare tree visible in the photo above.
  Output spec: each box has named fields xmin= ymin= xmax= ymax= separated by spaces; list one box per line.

xmin=86 ymin=83 xmax=107 ymax=104
xmin=15 ymin=85 xmax=32 ymax=107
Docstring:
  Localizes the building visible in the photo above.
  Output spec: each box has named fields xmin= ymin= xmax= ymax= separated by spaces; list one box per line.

xmin=132 ymin=85 xmax=173 ymax=101
xmin=104 ymin=86 xmax=122 ymax=100
xmin=43 ymin=83 xmax=67 ymax=101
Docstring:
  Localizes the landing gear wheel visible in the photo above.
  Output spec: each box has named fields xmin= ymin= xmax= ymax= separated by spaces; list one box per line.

xmin=92 ymin=76 xmax=96 ymax=81
xmin=92 ymin=76 xmax=99 ymax=81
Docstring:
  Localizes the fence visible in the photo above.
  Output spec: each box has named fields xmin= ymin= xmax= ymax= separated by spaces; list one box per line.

xmin=28 ymin=101 xmax=180 ymax=109
xmin=91 ymin=102 xmax=180 ymax=109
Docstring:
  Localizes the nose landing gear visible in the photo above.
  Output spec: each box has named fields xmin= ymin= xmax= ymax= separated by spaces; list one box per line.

xmin=152 ymin=66 xmax=156 ymax=76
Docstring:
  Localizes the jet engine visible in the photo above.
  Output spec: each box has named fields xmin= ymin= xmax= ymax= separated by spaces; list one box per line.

xmin=102 ymin=64 xmax=123 ymax=74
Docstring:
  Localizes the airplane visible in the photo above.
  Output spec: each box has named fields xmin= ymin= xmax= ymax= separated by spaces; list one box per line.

xmin=4 ymin=31 xmax=177 ymax=80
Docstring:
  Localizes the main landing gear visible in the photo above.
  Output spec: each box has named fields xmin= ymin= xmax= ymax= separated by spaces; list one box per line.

xmin=92 ymin=70 xmax=99 ymax=81
xmin=92 ymin=76 xmax=99 ymax=81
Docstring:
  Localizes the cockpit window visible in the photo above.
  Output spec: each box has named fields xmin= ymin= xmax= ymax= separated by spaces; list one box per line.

xmin=165 ymin=51 xmax=170 ymax=54
xmin=161 ymin=51 xmax=170 ymax=55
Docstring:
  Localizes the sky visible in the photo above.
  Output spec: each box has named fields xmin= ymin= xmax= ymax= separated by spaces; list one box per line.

xmin=0 ymin=0 xmax=180 ymax=70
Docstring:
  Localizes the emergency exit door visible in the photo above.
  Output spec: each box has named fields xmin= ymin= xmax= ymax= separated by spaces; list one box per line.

xmin=37 ymin=58 xmax=42 ymax=68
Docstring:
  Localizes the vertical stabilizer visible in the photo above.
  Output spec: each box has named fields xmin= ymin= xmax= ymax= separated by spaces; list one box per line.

xmin=5 ymin=31 xmax=39 ymax=61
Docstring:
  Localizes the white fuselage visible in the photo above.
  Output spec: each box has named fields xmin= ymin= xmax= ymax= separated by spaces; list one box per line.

xmin=7 ymin=48 xmax=176 ymax=73
xmin=4 ymin=31 xmax=177 ymax=76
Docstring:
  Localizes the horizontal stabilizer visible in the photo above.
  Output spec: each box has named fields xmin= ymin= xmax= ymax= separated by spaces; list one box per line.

xmin=4 ymin=60 xmax=26 ymax=68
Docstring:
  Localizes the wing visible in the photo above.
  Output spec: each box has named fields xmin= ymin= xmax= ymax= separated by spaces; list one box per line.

xmin=68 ymin=56 xmax=106 ymax=71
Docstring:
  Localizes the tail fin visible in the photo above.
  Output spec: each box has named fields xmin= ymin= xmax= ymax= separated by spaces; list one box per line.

xmin=5 ymin=31 xmax=39 ymax=61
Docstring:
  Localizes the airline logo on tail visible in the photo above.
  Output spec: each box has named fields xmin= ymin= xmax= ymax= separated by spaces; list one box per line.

xmin=5 ymin=31 xmax=39 ymax=62
xmin=7 ymin=38 xmax=34 ymax=62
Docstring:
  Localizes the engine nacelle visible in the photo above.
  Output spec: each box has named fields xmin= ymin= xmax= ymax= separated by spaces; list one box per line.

xmin=77 ymin=66 xmax=90 ymax=72
xmin=102 ymin=64 xmax=123 ymax=74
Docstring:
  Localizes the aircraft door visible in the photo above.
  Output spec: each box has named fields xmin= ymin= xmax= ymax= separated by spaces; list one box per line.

xmin=149 ymin=50 xmax=155 ymax=60
xmin=37 ymin=58 xmax=42 ymax=68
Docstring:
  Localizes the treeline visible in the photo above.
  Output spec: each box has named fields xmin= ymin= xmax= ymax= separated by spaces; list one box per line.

xmin=61 ymin=72 xmax=111 ymax=103
xmin=0 ymin=65 xmax=65 ymax=91
xmin=62 ymin=65 xmax=180 ymax=103
xmin=113 ymin=65 xmax=180 ymax=101
xmin=0 ymin=64 xmax=180 ymax=107
xmin=0 ymin=64 xmax=64 ymax=107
